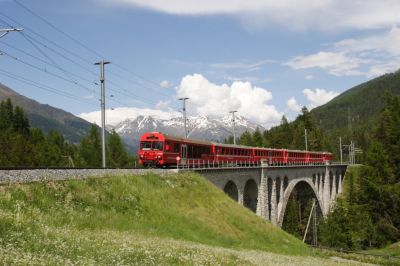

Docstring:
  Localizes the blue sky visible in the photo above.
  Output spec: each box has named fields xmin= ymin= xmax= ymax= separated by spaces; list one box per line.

xmin=1 ymin=0 xmax=400 ymax=127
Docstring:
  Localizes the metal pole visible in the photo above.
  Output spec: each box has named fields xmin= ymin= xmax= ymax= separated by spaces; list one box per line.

xmin=229 ymin=110 xmax=238 ymax=145
xmin=339 ymin=136 xmax=343 ymax=164
xmin=349 ymin=141 xmax=353 ymax=165
xmin=303 ymin=198 xmax=316 ymax=243
xmin=0 ymin=28 xmax=23 ymax=39
xmin=313 ymin=200 xmax=318 ymax=246
xmin=95 ymin=60 xmax=111 ymax=168
xmin=305 ymin=128 xmax=308 ymax=151
xmin=179 ymin=97 xmax=189 ymax=138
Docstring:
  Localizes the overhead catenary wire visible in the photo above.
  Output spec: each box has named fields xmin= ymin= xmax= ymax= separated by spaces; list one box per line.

xmin=0 ymin=45 xmax=157 ymax=107
xmin=0 ymin=49 xmax=95 ymax=93
xmin=0 ymin=68 xmax=98 ymax=106
xmin=6 ymin=1 xmax=174 ymax=96
xmin=0 ymin=13 xmax=169 ymax=106
xmin=0 ymin=41 xmax=99 ymax=87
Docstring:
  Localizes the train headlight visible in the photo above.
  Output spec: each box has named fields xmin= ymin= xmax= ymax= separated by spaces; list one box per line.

xmin=157 ymin=155 xmax=162 ymax=159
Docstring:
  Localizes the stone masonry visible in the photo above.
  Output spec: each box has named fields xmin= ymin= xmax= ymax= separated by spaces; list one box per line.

xmin=197 ymin=163 xmax=347 ymax=227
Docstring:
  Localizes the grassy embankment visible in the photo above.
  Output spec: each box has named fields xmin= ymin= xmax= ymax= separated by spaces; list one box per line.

xmin=0 ymin=171 xmax=366 ymax=265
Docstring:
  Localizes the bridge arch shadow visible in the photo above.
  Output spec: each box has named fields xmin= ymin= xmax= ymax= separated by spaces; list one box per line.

xmin=223 ymin=180 xmax=239 ymax=202
xmin=278 ymin=178 xmax=324 ymax=227
xmin=244 ymin=179 xmax=258 ymax=212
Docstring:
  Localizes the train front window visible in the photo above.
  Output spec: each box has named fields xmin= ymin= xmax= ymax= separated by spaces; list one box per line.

xmin=140 ymin=141 xmax=152 ymax=150
xmin=153 ymin=141 xmax=163 ymax=150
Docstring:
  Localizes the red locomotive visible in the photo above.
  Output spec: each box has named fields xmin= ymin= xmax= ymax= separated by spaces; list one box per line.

xmin=138 ymin=132 xmax=333 ymax=167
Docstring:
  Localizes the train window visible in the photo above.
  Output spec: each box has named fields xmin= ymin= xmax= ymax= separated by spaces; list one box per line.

xmin=140 ymin=141 xmax=152 ymax=150
xmin=188 ymin=145 xmax=193 ymax=158
xmin=174 ymin=143 xmax=179 ymax=153
xmin=153 ymin=141 xmax=163 ymax=151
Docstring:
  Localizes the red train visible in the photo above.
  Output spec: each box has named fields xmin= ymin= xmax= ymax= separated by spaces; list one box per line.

xmin=138 ymin=132 xmax=333 ymax=167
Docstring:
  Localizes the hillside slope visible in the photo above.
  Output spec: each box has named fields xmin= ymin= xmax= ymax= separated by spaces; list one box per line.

xmin=311 ymin=71 xmax=400 ymax=133
xmin=0 ymin=83 xmax=94 ymax=143
xmin=0 ymin=172 xmax=349 ymax=265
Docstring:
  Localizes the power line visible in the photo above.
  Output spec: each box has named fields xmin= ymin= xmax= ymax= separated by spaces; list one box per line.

xmin=0 ymin=41 xmax=98 ymax=86
xmin=0 ymin=68 xmax=97 ymax=106
xmin=0 ymin=14 xmax=166 ymax=106
xmin=8 ymin=1 xmax=173 ymax=96
xmin=1 ymin=3 xmax=176 ymax=112
xmin=0 ymin=45 xmax=156 ymax=107
xmin=13 ymin=0 xmax=104 ymax=59
xmin=0 ymin=13 xmax=96 ymax=66
xmin=0 ymin=49 xmax=94 ymax=93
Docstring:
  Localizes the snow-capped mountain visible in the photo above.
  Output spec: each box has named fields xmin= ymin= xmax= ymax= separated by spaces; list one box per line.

xmin=108 ymin=114 xmax=264 ymax=151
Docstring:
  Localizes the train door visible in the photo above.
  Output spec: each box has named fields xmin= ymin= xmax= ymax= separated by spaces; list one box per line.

xmin=180 ymin=144 xmax=187 ymax=165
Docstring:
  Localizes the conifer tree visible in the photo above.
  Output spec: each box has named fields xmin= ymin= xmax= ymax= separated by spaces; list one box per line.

xmin=78 ymin=124 xmax=102 ymax=167
xmin=107 ymin=130 xmax=129 ymax=168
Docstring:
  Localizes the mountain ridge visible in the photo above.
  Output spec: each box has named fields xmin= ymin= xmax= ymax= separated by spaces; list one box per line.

xmin=109 ymin=114 xmax=265 ymax=150
xmin=0 ymin=83 xmax=95 ymax=143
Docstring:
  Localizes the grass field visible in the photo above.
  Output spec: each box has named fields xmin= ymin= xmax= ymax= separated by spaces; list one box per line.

xmin=0 ymin=172 xmax=374 ymax=265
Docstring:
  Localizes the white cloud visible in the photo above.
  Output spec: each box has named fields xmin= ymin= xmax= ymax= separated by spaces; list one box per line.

xmin=176 ymin=73 xmax=282 ymax=127
xmin=303 ymin=88 xmax=339 ymax=109
xmin=79 ymin=74 xmax=284 ymax=128
xmin=286 ymin=97 xmax=302 ymax=112
xmin=285 ymin=51 xmax=363 ymax=76
xmin=103 ymin=0 xmax=400 ymax=31
xmin=285 ymin=27 xmax=400 ymax=77
xmin=155 ymin=100 xmax=171 ymax=110
xmin=305 ymin=75 xmax=313 ymax=80
xmin=159 ymin=80 xmax=172 ymax=88
xmin=79 ymin=107 xmax=179 ymax=126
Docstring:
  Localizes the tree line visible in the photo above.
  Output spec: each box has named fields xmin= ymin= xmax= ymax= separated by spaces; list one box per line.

xmin=0 ymin=98 xmax=134 ymax=168
xmin=319 ymin=92 xmax=400 ymax=249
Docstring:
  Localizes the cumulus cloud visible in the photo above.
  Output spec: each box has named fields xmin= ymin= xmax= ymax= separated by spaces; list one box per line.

xmin=285 ymin=51 xmax=363 ymax=76
xmin=79 ymin=107 xmax=179 ymax=126
xmin=159 ymin=80 xmax=172 ymax=88
xmin=303 ymin=88 xmax=339 ymax=109
xmin=176 ymin=73 xmax=282 ymax=127
xmin=103 ymin=0 xmax=400 ymax=31
xmin=285 ymin=26 xmax=400 ymax=77
xmin=286 ymin=97 xmax=302 ymax=112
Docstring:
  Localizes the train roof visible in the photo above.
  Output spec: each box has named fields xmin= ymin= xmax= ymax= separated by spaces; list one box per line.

xmin=143 ymin=132 xmax=212 ymax=146
xmin=140 ymin=132 xmax=331 ymax=154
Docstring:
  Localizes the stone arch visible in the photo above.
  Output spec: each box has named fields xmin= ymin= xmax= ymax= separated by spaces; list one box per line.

xmin=223 ymin=180 xmax=239 ymax=202
xmin=243 ymin=179 xmax=258 ymax=212
xmin=277 ymin=178 xmax=324 ymax=227
xmin=312 ymin=174 xmax=316 ymax=185
xmin=317 ymin=173 xmax=321 ymax=192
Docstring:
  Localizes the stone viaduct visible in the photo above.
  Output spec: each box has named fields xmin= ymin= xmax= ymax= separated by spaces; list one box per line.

xmin=195 ymin=163 xmax=347 ymax=227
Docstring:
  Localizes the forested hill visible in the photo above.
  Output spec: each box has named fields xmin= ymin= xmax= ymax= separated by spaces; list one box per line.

xmin=311 ymin=70 xmax=400 ymax=133
xmin=0 ymin=83 xmax=93 ymax=143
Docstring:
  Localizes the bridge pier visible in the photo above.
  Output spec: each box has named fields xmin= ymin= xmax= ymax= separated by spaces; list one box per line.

xmin=195 ymin=163 xmax=347 ymax=227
